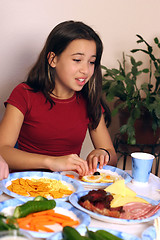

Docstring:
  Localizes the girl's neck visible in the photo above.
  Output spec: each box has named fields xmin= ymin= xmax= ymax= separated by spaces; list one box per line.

xmin=50 ymin=90 xmax=75 ymax=99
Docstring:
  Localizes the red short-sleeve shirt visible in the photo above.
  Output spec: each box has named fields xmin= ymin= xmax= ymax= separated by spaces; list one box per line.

xmin=5 ymin=83 xmax=90 ymax=156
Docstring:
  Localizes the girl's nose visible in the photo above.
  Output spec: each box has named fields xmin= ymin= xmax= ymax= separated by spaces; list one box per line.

xmin=80 ymin=63 xmax=89 ymax=75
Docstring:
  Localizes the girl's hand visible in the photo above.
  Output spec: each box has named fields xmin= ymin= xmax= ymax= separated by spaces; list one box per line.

xmin=86 ymin=149 xmax=110 ymax=174
xmin=0 ymin=155 xmax=9 ymax=180
xmin=48 ymin=154 xmax=89 ymax=176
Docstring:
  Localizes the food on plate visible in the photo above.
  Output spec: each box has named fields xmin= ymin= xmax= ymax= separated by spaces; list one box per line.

xmin=78 ymin=189 xmax=123 ymax=218
xmin=7 ymin=177 xmax=73 ymax=198
xmin=104 ymin=179 xmax=148 ymax=208
xmin=78 ymin=180 xmax=160 ymax=220
xmin=0 ymin=213 xmax=18 ymax=231
xmin=13 ymin=197 xmax=56 ymax=218
xmin=110 ymin=194 xmax=148 ymax=208
xmin=80 ymin=175 xmax=103 ymax=183
xmin=62 ymin=226 xmax=123 ymax=240
xmin=17 ymin=209 xmax=79 ymax=232
xmin=80 ymin=170 xmax=123 ymax=183
xmin=104 ymin=179 xmax=136 ymax=197
xmin=120 ymin=202 xmax=160 ymax=220
xmin=2 ymin=197 xmax=80 ymax=233
xmin=65 ymin=174 xmax=75 ymax=179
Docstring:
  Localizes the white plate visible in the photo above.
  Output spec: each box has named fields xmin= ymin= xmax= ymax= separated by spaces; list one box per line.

xmin=58 ymin=165 xmax=132 ymax=189
xmin=69 ymin=190 xmax=160 ymax=225
xmin=0 ymin=198 xmax=91 ymax=239
xmin=47 ymin=226 xmax=141 ymax=240
xmin=0 ymin=171 xmax=84 ymax=201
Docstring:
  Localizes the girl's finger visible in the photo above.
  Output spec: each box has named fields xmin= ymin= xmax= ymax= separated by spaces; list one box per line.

xmin=92 ymin=156 xmax=98 ymax=173
xmin=74 ymin=165 xmax=83 ymax=176
xmin=104 ymin=154 xmax=109 ymax=165
xmin=98 ymin=155 xmax=105 ymax=169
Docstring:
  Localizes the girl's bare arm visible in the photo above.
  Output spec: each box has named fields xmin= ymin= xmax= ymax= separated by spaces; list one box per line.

xmin=87 ymin=114 xmax=117 ymax=173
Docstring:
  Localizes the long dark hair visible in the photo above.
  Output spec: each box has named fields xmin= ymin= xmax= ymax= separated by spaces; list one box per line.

xmin=25 ymin=20 xmax=111 ymax=128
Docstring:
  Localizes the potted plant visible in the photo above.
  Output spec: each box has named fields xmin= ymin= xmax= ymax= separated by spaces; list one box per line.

xmin=102 ymin=34 xmax=160 ymax=145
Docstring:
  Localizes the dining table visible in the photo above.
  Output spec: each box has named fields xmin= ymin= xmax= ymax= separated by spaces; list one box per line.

xmin=0 ymin=170 xmax=159 ymax=240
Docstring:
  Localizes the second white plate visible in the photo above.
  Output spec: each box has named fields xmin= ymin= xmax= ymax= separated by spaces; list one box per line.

xmin=0 ymin=171 xmax=84 ymax=201
xmin=58 ymin=165 xmax=132 ymax=189
xmin=69 ymin=190 xmax=160 ymax=225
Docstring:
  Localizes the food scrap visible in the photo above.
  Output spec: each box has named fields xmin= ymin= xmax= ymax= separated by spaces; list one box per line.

xmin=7 ymin=177 xmax=73 ymax=198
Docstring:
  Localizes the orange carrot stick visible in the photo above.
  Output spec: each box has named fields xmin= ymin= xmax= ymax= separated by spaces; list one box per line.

xmin=17 ymin=207 xmax=80 ymax=232
xmin=48 ymin=212 xmax=74 ymax=220
xmin=65 ymin=174 xmax=75 ymax=179
xmin=32 ymin=209 xmax=55 ymax=216
xmin=62 ymin=220 xmax=80 ymax=227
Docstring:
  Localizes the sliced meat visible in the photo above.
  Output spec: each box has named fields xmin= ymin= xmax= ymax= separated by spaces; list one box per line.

xmin=80 ymin=199 xmax=121 ymax=218
xmin=78 ymin=189 xmax=123 ymax=218
xmin=120 ymin=202 xmax=160 ymax=220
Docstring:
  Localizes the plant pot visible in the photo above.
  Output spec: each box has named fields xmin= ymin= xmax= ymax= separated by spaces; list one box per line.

xmin=117 ymin=103 xmax=160 ymax=145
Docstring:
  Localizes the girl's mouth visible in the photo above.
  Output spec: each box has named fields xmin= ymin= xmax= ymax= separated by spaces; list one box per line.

xmin=76 ymin=78 xmax=86 ymax=86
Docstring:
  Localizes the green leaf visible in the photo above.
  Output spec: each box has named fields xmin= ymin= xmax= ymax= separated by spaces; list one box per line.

xmin=128 ymin=137 xmax=136 ymax=145
xmin=142 ymin=68 xmax=149 ymax=73
xmin=130 ymin=56 xmax=136 ymax=65
xmin=120 ymin=124 xmax=128 ymax=133
xmin=154 ymin=37 xmax=159 ymax=44
xmin=136 ymin=61 xmax=143 ymax=66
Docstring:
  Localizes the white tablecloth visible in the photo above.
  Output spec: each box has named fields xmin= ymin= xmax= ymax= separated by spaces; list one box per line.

xmin=0 ymin=171 xmax=159 ymax=239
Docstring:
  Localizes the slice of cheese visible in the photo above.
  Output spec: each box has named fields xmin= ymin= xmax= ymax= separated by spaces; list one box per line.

xmin=104 ymin=179 xmax=149 ymax=208
xmin=110 ymin=194 xmax=149 ymax=208
xmin=125 ymin=186 xmax=137 ymax=197
xmin=104 ymin=179 xmax=136 ymax=197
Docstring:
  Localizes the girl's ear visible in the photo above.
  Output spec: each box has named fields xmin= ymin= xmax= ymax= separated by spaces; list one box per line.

xmin=47 ymin=52 xmax=57 ymax=67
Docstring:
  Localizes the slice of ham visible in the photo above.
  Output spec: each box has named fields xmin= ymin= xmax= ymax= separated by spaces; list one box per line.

xmin=120 ymin=202 xmax=160 ymax=220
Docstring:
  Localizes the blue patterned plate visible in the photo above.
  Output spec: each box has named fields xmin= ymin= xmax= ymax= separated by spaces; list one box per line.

xmin=47 ymin=226 xmax=141 ymax=240
xmin=69 ymin=190 xmax=160 ymax=225
xmin=58 ymin=165 xmax=132 ymax=189
xmin=0 ymin=198 xmax=90 ymax=239
xmin=0 ymin=190 xmax=2 ymax=195
xmin=0 ymin=171 xmax=84 ymax=201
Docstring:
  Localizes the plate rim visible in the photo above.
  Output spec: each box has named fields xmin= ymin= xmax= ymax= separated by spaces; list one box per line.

xmin=0 ymin=171 xmax=84 ymax=201
xmin=69 ymin=190 xmax=160 ymax=225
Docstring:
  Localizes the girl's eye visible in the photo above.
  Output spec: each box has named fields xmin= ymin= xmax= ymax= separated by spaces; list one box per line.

xmin=90 ymin=61 xmax=95 ymax=65
xmin=73 ymin=59 xmax=81 ymax=62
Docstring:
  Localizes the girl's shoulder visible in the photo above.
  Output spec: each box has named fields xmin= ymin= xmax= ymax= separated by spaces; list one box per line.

xmin=13 ymin=82 xmax=32 ymax=92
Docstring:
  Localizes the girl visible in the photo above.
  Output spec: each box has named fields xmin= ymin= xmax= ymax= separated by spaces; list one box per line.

xmin=0 ymin=20 xmax=117 ymax=176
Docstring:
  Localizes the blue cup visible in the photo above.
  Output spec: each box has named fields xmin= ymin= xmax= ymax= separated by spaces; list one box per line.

xmin=131 ymin=152 xmax=154 ymax=184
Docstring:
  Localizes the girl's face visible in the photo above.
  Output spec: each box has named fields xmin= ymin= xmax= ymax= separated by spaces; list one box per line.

xmin=50 ymin=39 xmax=96 ymax=98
